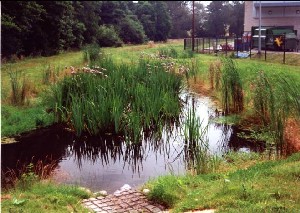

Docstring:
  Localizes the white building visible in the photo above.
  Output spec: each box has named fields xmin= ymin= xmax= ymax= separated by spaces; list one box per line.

xmin=244 ymin=1 xmax=300 ymax=37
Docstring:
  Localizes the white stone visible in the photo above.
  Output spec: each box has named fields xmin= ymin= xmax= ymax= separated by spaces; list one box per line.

xmin=94 ymin=190 xmax=108 ymax=196
xmin=113 ymin=190 xmax=121 ymax=196
xmin=78 ymin=187 xmax=92 ymax=194
xmin=142 ymin=189 xmax=150 ymax=195
xmin=120 ymin=184 xmax=131 ymax=191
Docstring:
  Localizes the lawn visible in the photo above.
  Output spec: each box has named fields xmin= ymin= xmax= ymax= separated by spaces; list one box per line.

xmin=145 ymin=151 xmax=300 ymax=212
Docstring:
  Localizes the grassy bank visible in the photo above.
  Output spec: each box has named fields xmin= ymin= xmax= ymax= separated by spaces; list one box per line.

xmin=1 ymin=180 xmax=91 ymax=212
xmin=1 ymin=40 xmax=300 ymax=212
xmin=145 ymin=152 xmax=300 ymax=212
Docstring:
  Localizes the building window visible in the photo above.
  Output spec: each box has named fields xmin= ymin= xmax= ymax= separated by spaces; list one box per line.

xmin=296 ymin=10 xmax=300 ymax=14
xmin=268 ymin=10 xmax=272 ymax=15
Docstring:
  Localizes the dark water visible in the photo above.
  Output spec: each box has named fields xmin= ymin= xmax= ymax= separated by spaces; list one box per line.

xmin=1 ymin=90 xmax=264 ymax=193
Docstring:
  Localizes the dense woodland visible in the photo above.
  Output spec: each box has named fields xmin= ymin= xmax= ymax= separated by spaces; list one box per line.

xmin=1 ymin=1 xmax=244 ymax=58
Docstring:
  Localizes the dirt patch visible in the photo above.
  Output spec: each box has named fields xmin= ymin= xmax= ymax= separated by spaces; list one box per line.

xmin=1 ymin=194 xmax=12 ymax=202
xmin=285 ymin=119 xmax=300 ymax=154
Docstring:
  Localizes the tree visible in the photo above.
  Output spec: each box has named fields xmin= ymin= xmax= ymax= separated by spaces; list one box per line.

xmin=118 ymin=15 xmax=147 ymax=44
xmin=205 ymin=1 xmax=229 ymax=37
xmin=165 ymin=1 xmax=191 ymax=38
xmin=193 ymin=2 xmax=208 ymax=37
xmin=134 ymin=1 xmax=156 ymax=41
xmin=229 ymin=1 xmax=245 ymax=36
xmin=1 ymin=1 xmax=45 ymax=57
xmin=150 ymin=1 xmax=172 ymax=41
xmin=72 ymin=1 xmax=102 ymax=46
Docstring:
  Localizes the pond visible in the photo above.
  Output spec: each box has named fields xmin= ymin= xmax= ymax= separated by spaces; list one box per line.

xmin=1 ymin=89 xmax=265 ymax=193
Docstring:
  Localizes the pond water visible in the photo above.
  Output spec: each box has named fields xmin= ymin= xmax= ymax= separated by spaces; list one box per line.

xmin=1 ymin=89 xmax=264 ymax=193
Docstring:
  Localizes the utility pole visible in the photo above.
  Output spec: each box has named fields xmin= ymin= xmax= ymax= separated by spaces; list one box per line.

xmin=192 ymin=0 xmax=195 ymax=51
xmin=258 ymin=1 xmax=262 ymax=55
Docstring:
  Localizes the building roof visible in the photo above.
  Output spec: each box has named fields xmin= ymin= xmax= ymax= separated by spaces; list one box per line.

xmin=253 ymin=1 xmax=300 ymax=7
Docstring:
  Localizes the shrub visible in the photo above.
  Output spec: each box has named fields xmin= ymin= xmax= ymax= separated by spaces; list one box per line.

xmin=118 ymin=16 xmax=147 ymax=44
xmin=97 ymin=25 xmax=123 ymax=47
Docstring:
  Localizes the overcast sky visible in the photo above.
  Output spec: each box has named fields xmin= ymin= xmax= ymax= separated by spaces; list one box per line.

xmin=201 ymin=1 xmax=212 ymax=7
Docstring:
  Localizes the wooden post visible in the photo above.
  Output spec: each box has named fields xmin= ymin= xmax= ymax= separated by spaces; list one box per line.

xmin=192 ymin=1 xmax=195 ymax=52
xmin=264 ymin=37 xmax=267 ymax=61
xmin=283 ymin=33 xmax=286 ymax=64
xmin=225 ymin=37 xmax=228 ymax=56
xmin=209 ymin=38 xmax=210 ymax=54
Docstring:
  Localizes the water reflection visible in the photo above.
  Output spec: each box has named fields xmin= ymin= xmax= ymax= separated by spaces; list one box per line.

xmin=1 ymin=90 xmax=264 ymax=193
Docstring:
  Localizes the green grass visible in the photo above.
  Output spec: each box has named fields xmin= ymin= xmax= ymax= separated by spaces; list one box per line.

xmin=1 ymin=51 xmax=84 ymax=137
xmin=1 ymin=100 xmax=54 ymax=138
xmin=1 ymin=180 xmax=91 ymax=213
xmin=1 ymin=51 xmax=84 ymax=99
xmin=145 ymin=152 xmax=300 ymax=212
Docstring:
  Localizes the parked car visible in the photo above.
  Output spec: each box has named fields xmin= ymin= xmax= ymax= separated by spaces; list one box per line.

xmin=251 ymin=26 xmax=299 ymax=51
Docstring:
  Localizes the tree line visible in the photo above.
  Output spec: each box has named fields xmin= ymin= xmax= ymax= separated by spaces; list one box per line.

xmin=1 ymin=1 xmax=244 ymax=59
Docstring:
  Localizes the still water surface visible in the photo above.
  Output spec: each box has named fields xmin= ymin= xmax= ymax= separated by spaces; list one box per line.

xmin=1 ymin=90 xmax=263 ymax=193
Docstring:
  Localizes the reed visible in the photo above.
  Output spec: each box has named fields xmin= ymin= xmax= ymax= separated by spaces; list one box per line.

xmin=48 ymin=54 xmax=184 ymax=143
xmin=83 ymin=43 xmax=102 ymax=65
xmin=208 ymin=60 xmax=222 ymax=90
xmin=183 ymin=106 xmax=218 ymax=174
xmin=252 ymin=71 xmax=300 ymax=156
xmin=220 ymin=57 xmax=244 ymax=114
xmin=8 ymin=69 xmax=30 ymax=106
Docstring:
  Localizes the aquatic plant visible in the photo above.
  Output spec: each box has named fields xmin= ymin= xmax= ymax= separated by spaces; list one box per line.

xmin=48 ymin=54 xmax=184 ymax=142
xmin=252 ymin=71 xmax=300 ymax=156
xmin=220 ymin=57 xmax=244 ymax=114
xmin=208 ymin=60 xmax=221 ymax=90
xmin=8 ymin=69 xmax=30 ymax=106
xmin=83 ymin=43 xmax=102 ymax=65
xmin=183 ymin=104 xmax=218 ymax=174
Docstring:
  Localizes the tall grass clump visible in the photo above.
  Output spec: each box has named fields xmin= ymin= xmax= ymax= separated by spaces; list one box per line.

xmin=42 ymin=64 xmax=61 ymax=85
xmin=208 ymin=60 xmax=221 ymax=90
xmin=8 ymin=69 xmax=30 ymax=106
xmin=158 ymin=47 xmax=178 ymax=59
xmin=83 ymin=43 xmax=102 ymax=65
xmin=220 ymin=57 xmax=244 ymax=115
xmin=181 ymin=49 xmax=194 ymax=59
xmin=157 ymin=47 xmax=194 ymax=59
xmin=183 ymin=106 xmax=219 ymax=174
xmin=47 ymin=54 xmax=184 ymax=143
xmin=252 ymin=71 xmax=300 ymax=156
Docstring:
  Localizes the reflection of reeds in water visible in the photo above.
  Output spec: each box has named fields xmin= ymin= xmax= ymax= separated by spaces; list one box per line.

xmin=2 ymin=156 xmax=59 ymax=190
xmin=183 ymin=105 xmax=219 ymax=174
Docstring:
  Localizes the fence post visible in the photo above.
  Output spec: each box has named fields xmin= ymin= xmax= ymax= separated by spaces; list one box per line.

xmin=250 ymin=37 xmax=252 ymax=59
xmin=225 ymin=37 xmax=228 ymax=56
xmin=283 ymin=33 xmax=286 ymax=64
xmin=265 ymin=37 xmax=267 ymax=61
xmin=184 ymin=39 xmax=186 ymax=50
xmin=202 ymin=37 xmax=205 ymax=53
xmin=216 ymin=37 xmax=218 ymax=53
xmin=236 ymin=35 xmax=238 ymax=58
xmin=209 ymin=38 xmax=210 ymax=54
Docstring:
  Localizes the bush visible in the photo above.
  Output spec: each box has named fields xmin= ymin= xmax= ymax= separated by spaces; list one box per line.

xmin=83 ymin=43 xmax=101 ymax=63
xmin=118 ymin=16 xmax=147 ymax=44
xmin=97 ymin=25 xmax=123 ymax=47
